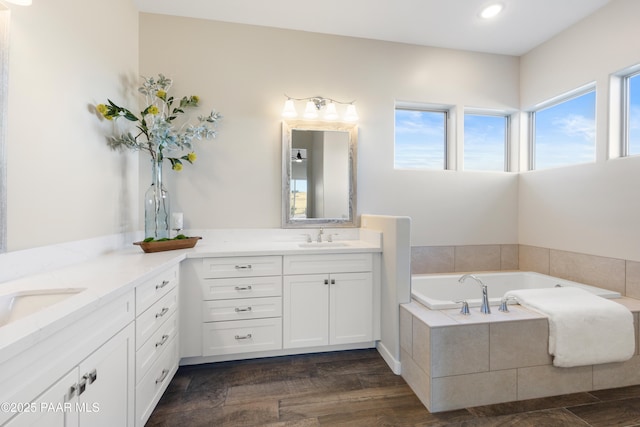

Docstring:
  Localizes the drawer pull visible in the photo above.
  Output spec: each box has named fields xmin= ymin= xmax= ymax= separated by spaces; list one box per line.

xmin=234 ymin=333 xmax=253 ymax=340
xmin=234 ymin=285 xmax=253 ymax=291
xmin=235 ymin=264 xmax=253 ymax=270
xmin=155 ymin=368 xmax=169 ymax=384
xmin=156 ymin=280 xmax=170 ymax=290
xmin=235 ymin=306 xmax=253 ymax=313
xmin=155 ymin=307 xmax=169 ymax=318
xmin=155 ymin=334 xmax=169 ymax=347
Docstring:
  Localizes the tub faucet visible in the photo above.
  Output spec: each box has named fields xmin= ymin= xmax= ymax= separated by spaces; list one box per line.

xmin=458 ymin=274 xmax=491 ymax=314
xmin=317 ymin=228 xmax=324 ymax=243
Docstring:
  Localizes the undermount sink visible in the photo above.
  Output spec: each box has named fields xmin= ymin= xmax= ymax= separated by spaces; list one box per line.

xmin=298 ymin=242 xmax=349 ymax=248
xmin=0 ymin=288 xmax=86 ymax=327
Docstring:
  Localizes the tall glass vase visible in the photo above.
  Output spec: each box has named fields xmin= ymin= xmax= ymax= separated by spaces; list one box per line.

xmin=145 ymin=158 xmax=170 ymax=239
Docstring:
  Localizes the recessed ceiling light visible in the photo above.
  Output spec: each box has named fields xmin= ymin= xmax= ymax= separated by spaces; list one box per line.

xmin=480 ymin=3 xmax=504 ymax=19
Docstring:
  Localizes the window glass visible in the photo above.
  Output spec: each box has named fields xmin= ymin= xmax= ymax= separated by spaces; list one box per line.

xmin=464 ymin=114 xmax=507 ymax=171
xmin=533 ymin=90 xmax=596 ymax=170
xmin=628 ymin=73 xmax=640 ymax=155
xmin=394 ymin=108 xmax=446 ymax=169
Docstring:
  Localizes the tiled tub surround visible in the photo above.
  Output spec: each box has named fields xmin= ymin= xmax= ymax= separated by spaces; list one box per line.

xmin=412 ymin=244 xmax=640 ymax=298
xmin=400 ymin=298 xmax=640 ymax=412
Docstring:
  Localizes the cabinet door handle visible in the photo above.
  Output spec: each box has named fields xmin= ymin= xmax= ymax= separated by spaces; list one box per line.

xmin=155 ymin=334 xmax=169 ymax=348
xmin=234 ymin=285 xmax=253 ymax=291
xmin=155 ymin=307 xmax=169 ymax=318
xmin=155 ymin=369 xmax=169 ymax=384
xmin=324 ymin=279 xmax=329 ymax=285
xmin=235 ymin=306 xmax=252 ymax=313
xmin=331 ymin=279 xmax=336 ymax=285
xmin=77 ymin=377 xmax=87 ymax=395
xmin=86 ymin=369 xmax=98 ymax=385
xmin=156 ymin=280 xmax=170 ymax=290
xmin=234 ymin=333 xmax=253 ymax=340
xmin=67 ymin=384 xmax=78 ymax=401
xmin=235 ymin=264 xmax=252 ymax=270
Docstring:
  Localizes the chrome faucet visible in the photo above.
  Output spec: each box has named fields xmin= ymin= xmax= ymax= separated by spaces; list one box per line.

xmin=458 ymin=274 xmax=491 ymax=314
xmin=317 ymin=228 xmax=324 ymax=243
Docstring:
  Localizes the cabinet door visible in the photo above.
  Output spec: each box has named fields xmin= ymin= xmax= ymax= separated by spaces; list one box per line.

xmin=330 ymin=272 xmax=373 ymax=345
xmin=283 ymin=274 xmax=329 ymax=348
xmin=4 ymin=369 xmax=79 ymax=427
xmin=78 ymin=323 xmax=135 ymax=427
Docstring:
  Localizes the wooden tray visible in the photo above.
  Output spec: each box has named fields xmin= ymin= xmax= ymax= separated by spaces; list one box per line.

xmin=134 ymin=236 xmax=202 ymax=253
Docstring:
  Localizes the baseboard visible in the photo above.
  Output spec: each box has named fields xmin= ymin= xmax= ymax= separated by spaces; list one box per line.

xmin=376 ymin=341 xmax=401 ymax=374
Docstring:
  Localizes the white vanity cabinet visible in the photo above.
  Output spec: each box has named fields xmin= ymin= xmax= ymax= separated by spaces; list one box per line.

xmin=200 ymin=256 xmax=283 ymax=356
xmin=134 ymin=264 xmax=180 ymax=427
xmin=0 ymin=292 xmax=135 ymax=427
xmin=283 ymin=254 xmax=374 ymax=349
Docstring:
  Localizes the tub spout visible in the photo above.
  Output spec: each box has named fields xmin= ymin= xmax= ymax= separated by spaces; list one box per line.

xmin=458 ymin=274 xmax=491 ymax=314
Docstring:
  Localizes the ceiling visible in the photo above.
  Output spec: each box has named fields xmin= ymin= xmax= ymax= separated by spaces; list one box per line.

xmin=134 ymin=0 xmax=611 ymax=56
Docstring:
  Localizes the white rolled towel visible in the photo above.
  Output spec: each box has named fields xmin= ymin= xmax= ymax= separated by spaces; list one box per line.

xmin=505 ymin=287 xmax=635 ymax=368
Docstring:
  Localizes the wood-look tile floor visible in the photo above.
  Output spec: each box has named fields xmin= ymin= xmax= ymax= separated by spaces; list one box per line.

xmin=146 ymin=349 xmax=640 ymax=426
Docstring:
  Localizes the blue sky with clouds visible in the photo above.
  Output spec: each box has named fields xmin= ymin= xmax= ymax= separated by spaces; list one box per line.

xmin=394 ymin=109 xmax=445 ymax=169
xmin=534 ymin=91 xmax=596 ymax=169
xmin=395 ymin=81 xmax=637 ymax=170
xmin=464 ymin=115 xmax=505 ymax=171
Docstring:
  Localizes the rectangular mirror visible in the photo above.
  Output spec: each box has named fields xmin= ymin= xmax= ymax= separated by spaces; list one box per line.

xmin=282 ymin=121 xmax=357 ymax=228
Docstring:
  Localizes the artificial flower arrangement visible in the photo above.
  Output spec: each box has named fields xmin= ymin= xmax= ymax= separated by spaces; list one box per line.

xmin=96 ymin=74 xmax=222 ymax=170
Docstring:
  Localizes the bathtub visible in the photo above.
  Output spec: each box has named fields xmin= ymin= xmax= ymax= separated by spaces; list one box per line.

xmin=411 ymin=271 xmax=621 ymax=310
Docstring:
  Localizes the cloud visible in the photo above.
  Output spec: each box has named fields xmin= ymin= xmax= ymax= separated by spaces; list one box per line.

xmin=552 ymin=114 xmax=595 ymax=141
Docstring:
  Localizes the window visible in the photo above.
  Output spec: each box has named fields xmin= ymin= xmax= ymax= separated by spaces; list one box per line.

xmin=624 ymin=72 xmax=640 ymax=156
xmin=531 ymin=88 xmax=596 ymax=170
xmin=394 ymin=107 xmax=447 ymax=169
xmin=464 ymin=113 xmax=508 ymax=171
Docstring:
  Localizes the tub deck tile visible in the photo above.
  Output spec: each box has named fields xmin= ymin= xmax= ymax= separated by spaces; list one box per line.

xmin=402 ymin=301 xmax=458 ymax=327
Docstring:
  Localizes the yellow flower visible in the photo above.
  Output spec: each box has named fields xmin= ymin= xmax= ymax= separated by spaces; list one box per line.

xmin=172 ymin=162 xmax=183 ymax=171
xmin=156 ymin=90 xmax=166 ymax=100
xmin=148 ymin=105 xmax=159 ymax=115
xmin=187 ymin=152 xmax=197 ymax=162
xmin=96 ymin=104 xmax=108 ymax=116
xmin=191 ymin=95 xmax=199 ymax=103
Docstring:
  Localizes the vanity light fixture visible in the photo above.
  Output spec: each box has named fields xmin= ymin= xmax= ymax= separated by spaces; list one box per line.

xmin=480 ymin=3 xmax=503 ymax=19
xmin=282 ymin=95 xmax=358 ymax=122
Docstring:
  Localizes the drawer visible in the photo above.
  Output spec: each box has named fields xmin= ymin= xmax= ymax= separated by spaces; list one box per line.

xmin=136 ymin=287 xmax=178 ymax=349
xmin=135 ymin=335 xmax=178 ymax=426
xmin=202 ymin=256 xmax=282 ymax=279
xmin=202 ymin=297 xmax=282 ymax=322
xmin=202 ymin=276 xmax=282 ymax=300
xmin=202 ymin=318 xmax=282 ymax=356
xmin=283 ymin=253 xmax=373 ymax=275
xmin=136 ymin=312 xmax=178 ymax=384
xmin=136 ymin=264 xmax=179 ymax=315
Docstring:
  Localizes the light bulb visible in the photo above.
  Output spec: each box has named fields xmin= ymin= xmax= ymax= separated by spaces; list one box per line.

xmin=281 ymin=99 xmax=297 ymax=118
xmin=344 ymin=104 xmax=359 ymax=122
xmin=480 ymin=3 xmax=503 ymax=19
xmin=303 ymin=101 xmax=318 ymax=119
xmin=324 ymin=103 xmax=339 ymax=120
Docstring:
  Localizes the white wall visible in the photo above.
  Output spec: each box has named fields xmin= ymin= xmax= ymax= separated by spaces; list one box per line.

xmin=5 ymin=0 xmax=139 ymax=251
xmin=139 ymin=14 xmax=520 ymax=246
xmin=519 ymin=0 xmax=640 ymax=261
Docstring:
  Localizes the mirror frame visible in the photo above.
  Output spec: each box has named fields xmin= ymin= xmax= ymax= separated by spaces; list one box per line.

xmin=282 ymin=120 xmax=358 ymax=228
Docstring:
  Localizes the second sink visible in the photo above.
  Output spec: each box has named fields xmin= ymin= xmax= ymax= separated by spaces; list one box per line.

xmin=0 ymin=288 xmax=86 ymax=327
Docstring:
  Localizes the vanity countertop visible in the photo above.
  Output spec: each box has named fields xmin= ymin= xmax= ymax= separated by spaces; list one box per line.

xmin=0 ymin=236 xmax=381 ymax=364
